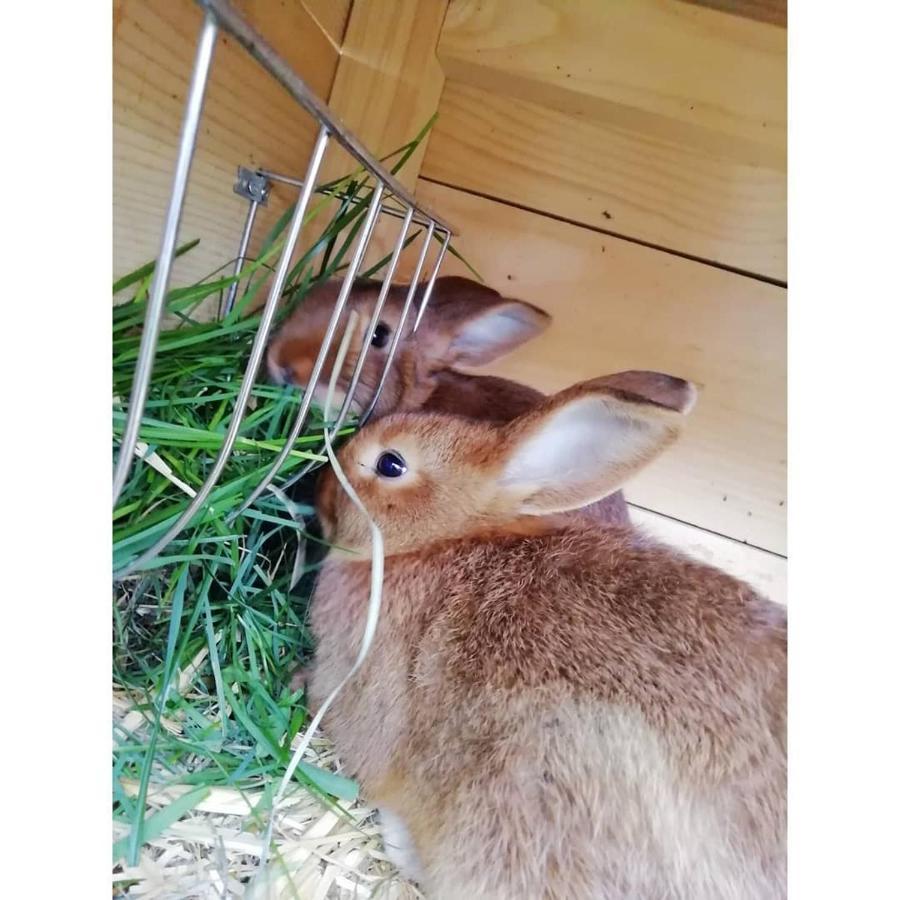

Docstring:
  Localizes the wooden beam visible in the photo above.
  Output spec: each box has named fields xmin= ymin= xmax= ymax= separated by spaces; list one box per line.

xmin=323 ymin=0 xmax=450 ymax=188
xmin=113 ymin=0 xmax=340 ymax=302
xmin=422 ymin=80 xmax=786 ymax=280
xmin=368 ymin=182 xmax=786 ymax=554
xmin=437 ymin=0 xmax=786 ymax=170
xmin=230 ymin=0 xmax=341 ymax=84
xmin=301 ymin=0 xmax=353 ymax=47
xmin=424 ymin=0 xmax=787 ymax=277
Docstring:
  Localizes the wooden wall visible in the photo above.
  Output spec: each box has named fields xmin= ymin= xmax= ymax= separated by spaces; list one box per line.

xmin=367 ymin=180 xmax=786 ymax=601
xmin=414 ymin=0 xmax=787 ymax=599
xmin=113 ymin=0 xmax=786 ymax=602
xmin=424 ymin=0 xmax=786 ymax=282
xmin=114 ymin=1 xmax=335 ymax=292
xmin=112 ymin=0 xmax=446 ymax=294
xmin=321 ymin=0 xmax=449 ymax=186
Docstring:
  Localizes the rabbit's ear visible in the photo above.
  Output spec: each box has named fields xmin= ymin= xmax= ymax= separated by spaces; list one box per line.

xmin=419 ymin=277 xmax=551 ymax=367
xmin=497 ymin=372 xmax=697 ymax=515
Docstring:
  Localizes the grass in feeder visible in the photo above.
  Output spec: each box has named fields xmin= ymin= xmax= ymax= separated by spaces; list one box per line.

xmin=112 ymin=125 xmax=458 ymax=891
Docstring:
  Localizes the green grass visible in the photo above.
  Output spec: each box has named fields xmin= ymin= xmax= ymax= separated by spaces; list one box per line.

xmin=111 ymin=132 xmax=441 ymax=869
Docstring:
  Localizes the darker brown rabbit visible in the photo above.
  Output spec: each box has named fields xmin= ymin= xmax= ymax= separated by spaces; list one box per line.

xmin=308 ymin=371 xmax=786 ymax=900
xmin=267 ymin=276 xmax=629 ymax=524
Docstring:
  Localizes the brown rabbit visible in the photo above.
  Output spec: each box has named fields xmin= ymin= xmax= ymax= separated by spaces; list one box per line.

xmin=267 ymin=276 xmax=629 ymax=524
xmin=308 ymin=372 xmax=786 ymax=900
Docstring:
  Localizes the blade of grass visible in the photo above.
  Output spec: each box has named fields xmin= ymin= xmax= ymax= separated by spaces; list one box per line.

xmin=127 ymin=556 xmax=190 ymax=865
xmin=296 ymin=762 xmax=358 ymax=803
xmin=113 ymin=786 xmax=211 ymax=863
xmin=113 ymin=239 xmax=201 ymax=295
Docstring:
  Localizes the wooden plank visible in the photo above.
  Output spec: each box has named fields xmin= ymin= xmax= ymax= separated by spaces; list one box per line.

xmin=368 ymin=182 xmax=786 ymax=554
xmin=322 ymin=0 xmax=450 ymax=188
xmin=113 ymin=0 xmax=339 ymax=298
xmin=230 ymin=0 xmax=340 ymax=86
xmin=437 ymin=0 xmax=786 ymax=170
xmin=630 ymin=507 xmax=786 ymax=606
xmin=422 ymin=81 xmax=786 ymax=280
xmin=301 ymin=0 xmax=353 ymax=46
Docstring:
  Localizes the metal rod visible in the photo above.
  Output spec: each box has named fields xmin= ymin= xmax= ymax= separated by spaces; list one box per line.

xmin=258 ymin=168 xmax=434 ymax=230
xmin=112 ymin=13 xmax=218 ymax=506
xmin=233 ymin=181 xmax=387 ymax=517
xmin=331 ymin=205 xmax=415 ymax=433
xmin=220 ymin=198 xmax=260 ymax=318
xmin=362 ymin=222 xmax=436 ymax=424
xmin=195 ymin=0 xmax=454 ymax=235
xmin=413 ymin=230 xmax=451 ymax=333
xmin=276 ymin=203 xmax=417 ymax=494
xmin=114 ymin=126 xmax=332 ymax=578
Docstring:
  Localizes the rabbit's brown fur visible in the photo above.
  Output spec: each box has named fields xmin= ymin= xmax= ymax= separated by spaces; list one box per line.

xmin=307 ymin=376 xmax=787 ymax=899
xmin=310 ymin=533 xmax=785 ymax=899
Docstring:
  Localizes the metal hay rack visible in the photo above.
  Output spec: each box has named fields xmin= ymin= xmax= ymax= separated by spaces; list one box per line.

xmin=112 ymin=0 xmax=455 ymax=579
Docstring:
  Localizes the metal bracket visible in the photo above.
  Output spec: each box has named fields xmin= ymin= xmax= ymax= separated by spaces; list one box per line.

xmin=233 ymin=166 xmax=271 ymax=205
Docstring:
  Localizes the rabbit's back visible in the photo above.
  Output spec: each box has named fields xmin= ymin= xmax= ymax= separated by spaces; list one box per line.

xmin=309 ymin=527 xmax=785 ymax=898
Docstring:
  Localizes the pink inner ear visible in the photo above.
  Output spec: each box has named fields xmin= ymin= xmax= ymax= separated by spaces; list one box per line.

xmin=593 ymin=371 xmax=696 ymax=414
xmin=447 ymin=303 xmax=551 ymax=367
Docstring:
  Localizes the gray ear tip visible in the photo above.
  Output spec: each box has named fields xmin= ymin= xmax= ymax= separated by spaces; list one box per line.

xmin=644 ymin=374 xmax=698 ymax=415
xmin=583 ymin=371 xmax=699 ymax=414
xmin=678 ymin=380 xmax=699 ymax=415
xmin=646 ymin=372 xmax=697 ymax=415
xmin=650 ymin=373 xmax=698 ymax=414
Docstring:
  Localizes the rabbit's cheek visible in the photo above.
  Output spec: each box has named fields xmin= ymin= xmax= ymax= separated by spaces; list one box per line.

xmin=315 ymin=472 xmax=338 ymax=539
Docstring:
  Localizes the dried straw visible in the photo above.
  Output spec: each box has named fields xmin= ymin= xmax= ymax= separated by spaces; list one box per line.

xmin=113 ymin=693 xmax=420 ymax=899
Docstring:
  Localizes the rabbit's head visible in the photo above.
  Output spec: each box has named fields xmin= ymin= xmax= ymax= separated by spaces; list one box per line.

xmin=317 ymin=371 xmax=697 ymax=557
xmin=266 ymin=276 xmax=551 ymax=417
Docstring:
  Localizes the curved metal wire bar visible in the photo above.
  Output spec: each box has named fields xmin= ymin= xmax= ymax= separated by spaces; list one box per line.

xmin=360 ymin=222 xmax=436 ymax=425
xmin=412 ymin=230 xmax=451 ymax=334
xmin=277 ymin=204 xmax=416 ymax=494
xmin=231 ymin=181 xmax=386 ymax=518
xmin=112 ymin=13 xmax=218 ymax=506
xmin=330 ymin=205 xmax=415 ymax=434
xmin=196 ymin=0 xmax=454 ymax=234
xmin=114 ymin=126 xmax=332 ymax=579
xmin=258 ymin=168 xmax=434 ymax=229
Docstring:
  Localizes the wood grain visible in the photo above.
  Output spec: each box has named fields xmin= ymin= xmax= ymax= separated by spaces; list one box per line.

xmin=422 ymin=80 xmax=786 ymax=279
xmin=438 ymin=0 xmax=786 ymax=170
xmin=113 ymin=0 xmax=450 ymax=319
xmin=113 ymin=0 xmax=339 ymax=297
xmin=322 ymin=0 xmax=450 ymax=188
xmin=630 ymin=507 xmax=786 ymax=605
xmin=230 ymin=0 xmax=341 ymax=87
xmin=369 ymin=182 xmax=786 ymax=554
xmin=301 ymin=0 xmax=353 ymax=46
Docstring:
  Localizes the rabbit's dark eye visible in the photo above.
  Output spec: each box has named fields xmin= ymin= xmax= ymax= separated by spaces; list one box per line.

xmin=371 ymin=322 xmax=391 ymax=349
xmin=375 ymin=450 xmax=407 ymax=478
